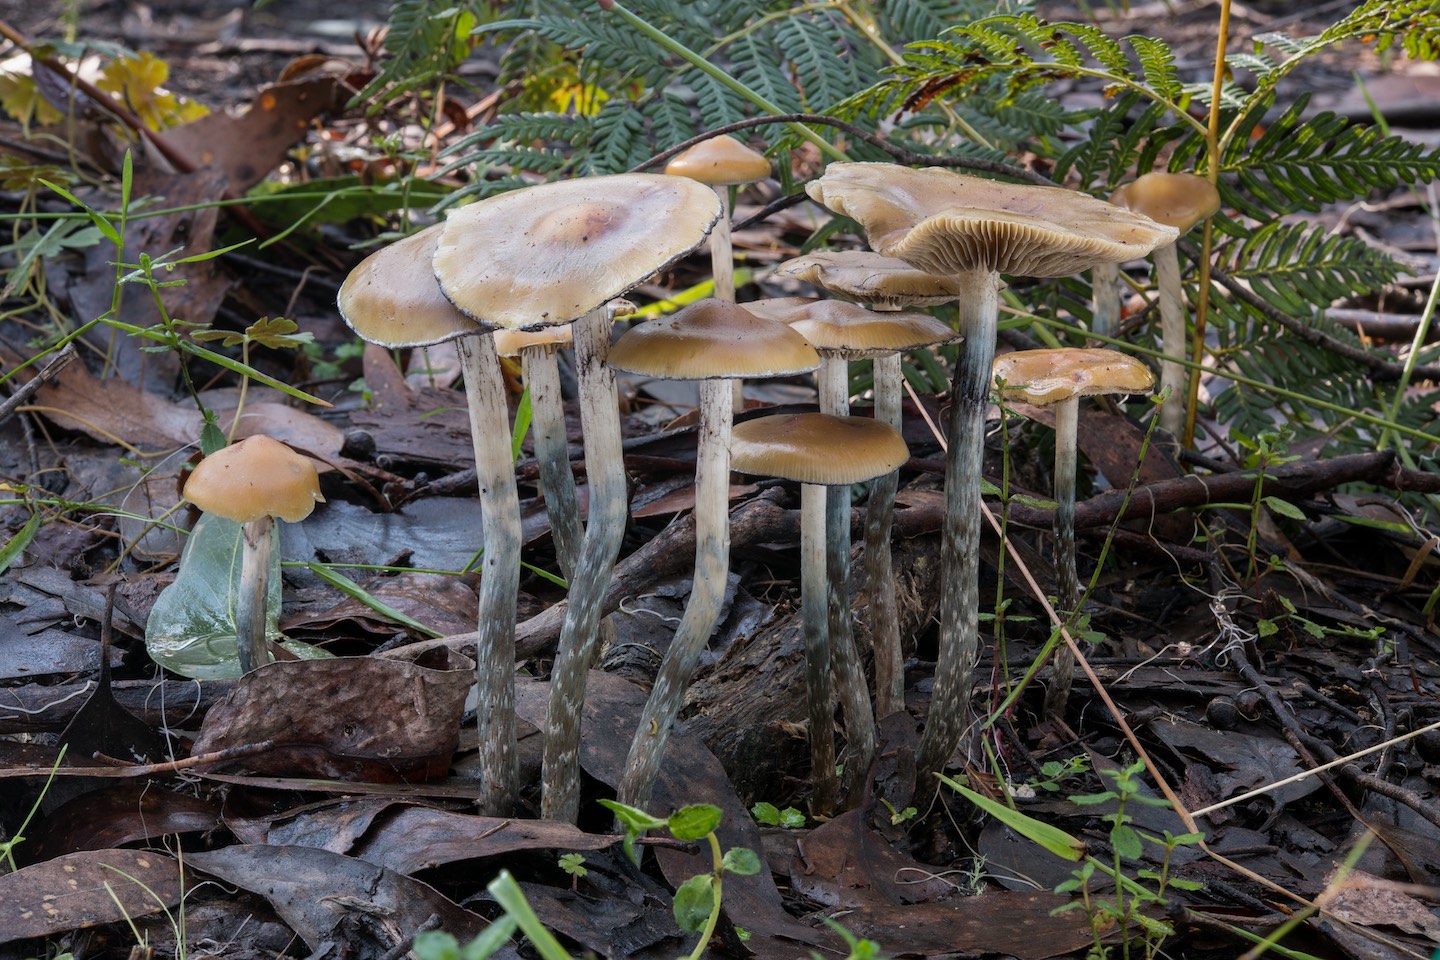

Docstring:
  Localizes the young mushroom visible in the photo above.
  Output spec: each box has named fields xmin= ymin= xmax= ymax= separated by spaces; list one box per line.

xmin=749 ymin=296 xmax=959 ymax=762
xmin=805 ymin=163 xmax=1177 ymax=788
xmin=729 ymin=412 xmax=909 ymax=815
xmin=770 ymin=251 xmax=961 ymax=718
xmin=607 ymin=298 xmax=819 ymax=812
xmin=434 ymin=173 xmax=722 ymax=824
xmin=991 ymin=348 xmax=1154 ymax=716
xmin=338 ymin=224 xmax=523 ymax=815
xmin=182 ymin=434 xmax=324 ymax=674
xmin=1108 ymin=173 xmax=1221 ymax=438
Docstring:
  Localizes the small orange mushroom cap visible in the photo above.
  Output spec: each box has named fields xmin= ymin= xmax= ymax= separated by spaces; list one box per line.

xmin=664 ymin=135 xmax=771 ymax=185
xmin=1110 ymin=172 xmax=1221 ymax=234
xmin=184 ymin=435 xmax=325 ymax=524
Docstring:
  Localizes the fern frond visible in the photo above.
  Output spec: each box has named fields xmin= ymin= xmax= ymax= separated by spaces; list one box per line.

xmin=585 ymin=101 xmax=652 ymax=174
xmin=776 ymin=15 xmax=860 ymax=109
xmin=1212 ymin=222 xmax=1403 ymax=317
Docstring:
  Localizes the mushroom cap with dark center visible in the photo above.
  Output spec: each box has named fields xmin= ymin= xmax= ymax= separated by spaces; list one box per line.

xmin=1111 ymin=172 xmax=1221 ymax=234
xmin=774 ymin=250 xmax=960 ymax=308
xmin=747 ymin=297 xmax=960 ymax=359
xmin=338 ymin=225 xmax=478 ymax=347
xmin=730 ymin=413 xmax=909 ymax=485
xmin=664 ymin=135 xmax=771 ymax=185
xmin=992 ymin=348 xmax=1155 ymax=406
xmin=608 ymin=298 xmax=819 ymax=380
xmin=184 ymin=434 xmax=325 ymax=524
xmin=435 ymin=174 xmax=721 ymax=330
xmin=805 ymin=163 xmax=1179 ymax=278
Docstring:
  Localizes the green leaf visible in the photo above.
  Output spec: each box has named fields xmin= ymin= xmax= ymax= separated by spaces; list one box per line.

xmin=668 ymin=803 xmax=723 ymax=842
xmin=598 ymin=798 xmax=666 ymax=865
xmin=939 ymin=774 xmax=1086 ymax=861
xmin=750 ymin=802 xmax=781 ymax=826
xmin=1110 ymin=823 xmax=1143 ymax=861
xmin=512 ymin=386 xmax=532 ymax=464
xmin=486 ymin=871 xmax=572 ymax=960
xmin=721 ymin=846 xmax=762 ymax=876
xmin=1257 ymin=618 xmax=1279 ymax=638
xmin=672 ymin=873 xmax=716 ymax=934
xmin=411 ymin=931 xmax=462 ymax=960
xmin=557 ymin=853 xmax=587 ymax=877
xmin=1262 ymin=495 xmax=1307 ymax=520
xmin=778 ymin=806 xmax=807 ymax=828
xmin=0 ymin=511 xmax=40 ymax=575
xmin=144 ymin=513 xmax=330 ymax=678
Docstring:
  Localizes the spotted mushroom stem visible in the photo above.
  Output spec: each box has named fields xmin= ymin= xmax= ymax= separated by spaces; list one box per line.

xmin=914 ymin=270 xmax=1001 ymax=791
xmin=801 ymin=481 xmax=840 ymax=816
xmin=1043 ymin=394 xmax=1082 ymax=718
xmin=866 ymin=352 xmax=904 ymax=718
xmin=617 ymin=377 xmax=733 ymax=812
xmin=1153 ymin=241 xmax=1186 ymax=439
xmin=521 ymin=344 xmax=582 ymax=580
xmin=542 ymin=307 xmax=629 ymax=824
xmin=1090 ymin=261 xmax=1122 ymax=342
xmin=456 ymin=334 xmax=522 ymax=815
xmin=816 ymin=354 xmax=877 ymax=799
xmin=236 ymin=515 xmax=274 ymax=675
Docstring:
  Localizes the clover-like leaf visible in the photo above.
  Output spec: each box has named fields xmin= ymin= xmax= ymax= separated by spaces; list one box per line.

xmin=672 ymin=873 xmax=715 ymax=934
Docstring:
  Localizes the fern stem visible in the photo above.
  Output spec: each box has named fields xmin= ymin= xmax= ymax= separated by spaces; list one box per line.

xmin=598 ymin=0 xmax=847 ymax=161
xmin=1184 ymin=0 xmax=1231 ymax=448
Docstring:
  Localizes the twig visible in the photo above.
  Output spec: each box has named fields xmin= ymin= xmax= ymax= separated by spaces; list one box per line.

xmin=0 ymin=739 xmax=277 ymax=779
xmin=0 ymin=343 xmax=75 ymax=427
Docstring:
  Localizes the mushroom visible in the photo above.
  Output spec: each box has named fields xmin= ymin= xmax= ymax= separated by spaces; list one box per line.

xmin=729 ymin=412 xmax=909 ymax=814
xmin=666 ymin=135 xmax=771 ymax=413
xmin=338 ymin=224 xmax=523 ymax=815
xmin=607 ymin=298 xmax=819 ymax=811
xmin=749 ymin=296 xmax=959 ymax=760
xmin=805 ymin=163 xmax=1177 ymax=786
xmin=770 ymin=251 xmax=962 ymax=718
xmin=991 ymin=348 xmax=1154 ymax=715
xmin=435 ymin=173 xmax=722 ymax=824
xmin=1108 ymin=172 xmax=1221 ymax=438
xmin=182 ymin=434 xmax=324 ymax=674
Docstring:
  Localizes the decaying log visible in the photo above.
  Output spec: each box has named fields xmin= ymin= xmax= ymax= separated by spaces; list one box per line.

xmin=682 ymin=533 xmax=944 ymax=803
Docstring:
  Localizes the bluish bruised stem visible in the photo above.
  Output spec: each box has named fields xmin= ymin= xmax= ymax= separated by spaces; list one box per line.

xmin=617 ymin=378 xmax=732 ymax=812
xmin=543 ymin=308 xmax=627 ymax=823
xmin=1044 ymin=395 xmax=1080 ymax=718
xmin=818 ymin=354 xmax=875 ymax=802
xmin=458 ymin=333 xmax=522 ymax=815
xmin=915 ymin=270 xmax=1000 ymax=790
xmin=523 ymin=345 xmax=581 ymax=581
xmin=802 ymin=481 xmax=839 ymax=815
xmin=866 ymin=353 xmax=903 ymax=718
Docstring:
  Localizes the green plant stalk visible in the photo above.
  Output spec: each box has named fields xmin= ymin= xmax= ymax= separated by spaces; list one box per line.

xmin=597 ymin=0 xmax=846 ymax=162
xmin=305 ymin=563 xmax=444 ymax=638
xmin=488 ymin=871 xmax=574 ymax=960
xmin=685 ymin=832 xmax=726 ymax=960
xmin=1378 ymin=221 xmax=1440 ymax=452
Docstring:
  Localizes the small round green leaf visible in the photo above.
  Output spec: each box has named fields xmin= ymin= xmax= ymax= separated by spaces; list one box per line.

xmin=668 ymin=803 xmax=723 ymax=842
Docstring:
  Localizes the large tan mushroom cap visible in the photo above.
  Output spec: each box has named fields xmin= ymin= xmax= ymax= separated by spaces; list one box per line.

xmin=338 ymin=225 xmax=477 ymax=347
xmin=775 ymin=250 xmax=960 ymax=308
xmin=992 ymin=348 xmax=1155 ymax=406
xmin=805 ymin=163 xmax=1179 ymax=278
xmin=1111 ymin=172 xmax=1221 ymax=234
xmin=664 ymin=135 xmax=771 ymax=185
xmin=435 ymin=174 xmax=721 ymax=330
xmin=730 ymin=413 xmax=909 ymax=485
xmin=184 ymin=434 xmax=325 ymax=524
xmin=747 ymin=297 xmax=960 ymax=358
xmin=608 ymin=298 xmax=819 ymax=380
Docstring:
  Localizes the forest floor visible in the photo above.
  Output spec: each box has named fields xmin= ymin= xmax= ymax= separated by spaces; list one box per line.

xmin=2 ymin=1 xmax=1440 ymax=959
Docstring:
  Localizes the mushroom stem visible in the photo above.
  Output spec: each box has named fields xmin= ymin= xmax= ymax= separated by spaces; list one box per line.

xmin=915 ymin=269 xmax=1001 ymax=789
xmin=457 ymin=333 xmax=522 ymax=815
xmin=521 ymin=344 xmax=582 ymax=583
xmin=543 ymin=307 xmax=628 ymax=823
xmin=236 ymin=515 xmax=274 ymax=675
xmin=1044 ymin=394 xmax=1081 ymax=717
xmin=801 ymin=481 xmax=839 ymax=815
xmin=618 ymin=377 xmax=733 ymax=811
xmin=816 ymin=354 xmax=877 ymax=799
xmin=1091 ymin=261 xmax=1121 ymax=342
xmin=1153 ymin=242 xmax=1186 ymax=438
xmin=866 ymin=352 xmax=904 ymax=718
xmin=710 ymin=186 xmax=735 ymax=303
